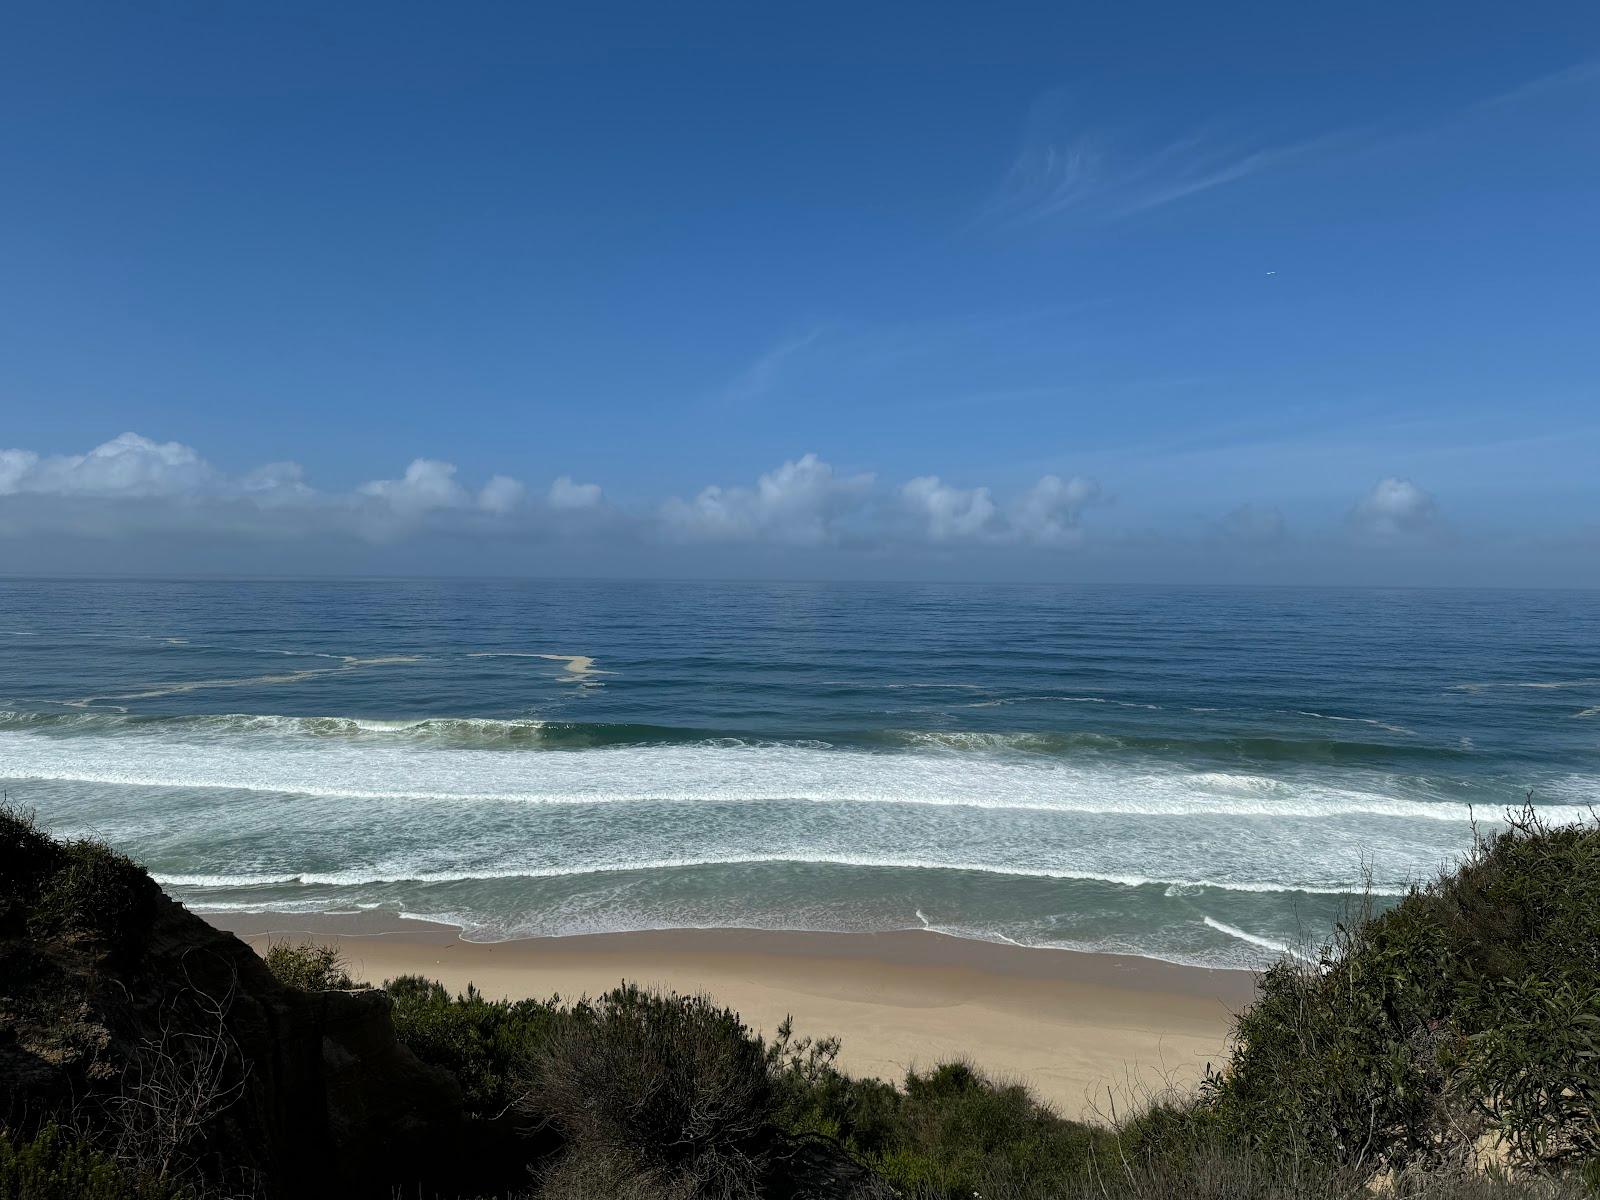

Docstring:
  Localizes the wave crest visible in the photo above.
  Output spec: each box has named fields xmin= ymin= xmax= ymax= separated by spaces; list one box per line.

xmin=0 ymin=708 xmax=1487 ymax=765
xmin=152 ymin=854 xmax=1402 ymax=896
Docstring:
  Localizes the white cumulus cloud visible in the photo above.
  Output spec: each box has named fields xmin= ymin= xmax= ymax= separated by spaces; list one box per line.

xmin=478 ymin=475 xmax=527 ymax=514
xmin=357 ymin=458 xmax=472 ymax=514
xmin=1350 ymin=477 xmax=1438 ymax=539
xmin=901 ymin=472 xmax=1100 ymax=546
xmin=662 ymin=453 xmax=874 ymax=545
xmin=2 ymin=433 xmax=1118 ymax=563
xmin=1012 ymin=474 xmax=1100 ymax=546
xmin=0 ymin=432 xmax=215 ymax=497
xmin=238 ymin=461 xmax=316 ymax=504
xmin=0 ymin=433 xmax=566 ymax=545
xmin=900 ymin=476 xmax=1003 ymax=542
xmin=548 ymin=476 xmax=603 ymax=510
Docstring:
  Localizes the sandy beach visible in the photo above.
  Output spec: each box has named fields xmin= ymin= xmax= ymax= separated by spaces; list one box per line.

xmin=209 ymin=913 xmax=1256 ymax=1119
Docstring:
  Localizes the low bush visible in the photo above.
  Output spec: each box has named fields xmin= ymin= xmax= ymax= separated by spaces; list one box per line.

xmin=387 ymin=975 xmax=569 ymax=1118
xmin=776 ymin=1044 xmax=1119 ymax=1199
xmin=0 ymin=806 xmax=60 ymax=934
xmin=260 ymin=940 xmax=357 ymax=991
xmin=527 ymin=984 xmax=780 ymax=1199
xmin=868 ymin=1062 xmax=1109 ymax=1196
xmin=0 ymin=805 xmax=155 ymax=953
xmin=0 ymin=1124 xmax=180 ymax=1200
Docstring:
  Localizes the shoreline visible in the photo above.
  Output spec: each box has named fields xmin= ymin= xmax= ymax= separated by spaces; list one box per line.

xmin=208 ymin=911 xmax=1257 ymax=1118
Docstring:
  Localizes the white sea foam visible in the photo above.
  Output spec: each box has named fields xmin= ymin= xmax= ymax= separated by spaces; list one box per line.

xmin=965 ymin=696 xmax=1162 ymax=710
xmin=1190 ymin=771 xmax=1288 ymax=794
xmin=0 ymin=726 xmax=1494 ymax=823
xmin=1452 ymin=678 xmax=1600 ymax=692
xmin=165 ymin=898 xmax=1262 ymax=968
xmin=0 ymin=710 xmax=551 ymax=740
xmin=1295 ymin=711 xmax=1414 ymax=736
xmin=898 ymin=729 xmax=1120 ymax=753
xmin=61 ymin=656 xmax=422 ymax=708
xmin=819 ymin=681 xmax=988 ymax=691
xmin=1202 ymin=916 xmax=1319 ymax=963
xmin=468 ymin=651 xmax=606 ymax=686
xmin=151 ymin=854 xmax=1401 ymax=895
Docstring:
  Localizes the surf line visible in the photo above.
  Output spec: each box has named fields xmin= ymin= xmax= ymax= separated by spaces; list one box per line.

xmin=61 ymin=655 xmax=424 ymax=710
xmin=1202 ymin=916 xmax=1319 ymax=964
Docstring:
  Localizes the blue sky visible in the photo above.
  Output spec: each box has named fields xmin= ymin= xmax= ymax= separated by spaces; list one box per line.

xmin=2 ymin=0 xmax=1598 ymax=582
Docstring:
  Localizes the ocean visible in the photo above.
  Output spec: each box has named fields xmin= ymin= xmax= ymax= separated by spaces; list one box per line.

xmin=2 ymin=578 xmax=1596 ymax=969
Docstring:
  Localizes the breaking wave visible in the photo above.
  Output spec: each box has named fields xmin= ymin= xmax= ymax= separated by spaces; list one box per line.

xmin=0 ymin=708 xmax=1487 ymax=765
xmin=1202 ymin=916 xmax=1320 ymax=962
xmin=152 ymin=855 xmax=1404 ymax=896
xmin=0 ymin=718 xmax=1511 ymax=823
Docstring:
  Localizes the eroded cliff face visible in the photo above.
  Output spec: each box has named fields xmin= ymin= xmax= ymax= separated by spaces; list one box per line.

xmin=2 ymin=852 xmax=464 ymax=1198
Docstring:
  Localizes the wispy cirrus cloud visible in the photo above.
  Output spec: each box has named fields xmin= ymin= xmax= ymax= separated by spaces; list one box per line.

xmin=983 ymin=60 xmax=1599 ymax=233
xmin=980 ymin=92 xmax=1340 ymax=230
xmin=1472 ymin=56 xmax=1599 ymax=113
xmin=719 ymin=328 xmax=827 ymax=404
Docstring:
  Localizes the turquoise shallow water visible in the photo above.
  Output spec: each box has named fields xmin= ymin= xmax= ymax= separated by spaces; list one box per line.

xmin=2 ymin=579 xmax=1597 ymax=967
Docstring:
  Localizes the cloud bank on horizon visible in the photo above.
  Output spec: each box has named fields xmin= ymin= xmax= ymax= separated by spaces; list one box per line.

xmin=0 ymin=430 xmax=1483 ymax=580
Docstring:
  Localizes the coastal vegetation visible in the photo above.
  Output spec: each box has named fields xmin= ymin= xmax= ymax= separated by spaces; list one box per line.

xmin=3 ymin=803 xmax=1596 ymax=1199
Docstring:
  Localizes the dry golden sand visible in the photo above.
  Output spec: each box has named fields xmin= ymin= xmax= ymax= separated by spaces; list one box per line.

xmin=209 ymin=914 xmax=1256 ymax=1120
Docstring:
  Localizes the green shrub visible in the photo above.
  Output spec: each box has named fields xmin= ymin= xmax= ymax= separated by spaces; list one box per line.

xmin=384 ymin=982 xmax=879 ymax=1195
xmin=775 ymin=1050 xmax=1117 ymax=1200
xmin=768 ymin=1013 xmax=1116 ymax=1198
xmin=0 ymin=806 xmax=61 ymax=935
xmin=1 ymin=804 xmax=156 ymax=953
xmin=528 ymin=984 xmax=779 ymax=1199
xmin=1466 ymin=976 xmax=1600 ymax=1167
xmin=261 ymin=940 xmax=358 ymax=991
xmin=875 ymin=1062 xmax=1112 ymax=1196
xmin=0 ymin=1124 xmax=180 ymax=1200
xmin=387 ymin=975 xmax=569 ymax=1118
xmin=1205 ymin=807 xmax=1600 ymax=1175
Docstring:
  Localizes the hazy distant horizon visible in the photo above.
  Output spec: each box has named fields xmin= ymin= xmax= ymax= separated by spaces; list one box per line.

xmin=3 ymin=569 xmax=1600 ymax=592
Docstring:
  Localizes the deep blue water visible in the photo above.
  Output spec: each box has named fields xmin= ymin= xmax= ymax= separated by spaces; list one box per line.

xmin=2 ymin=578 xmax=1597 ymax=967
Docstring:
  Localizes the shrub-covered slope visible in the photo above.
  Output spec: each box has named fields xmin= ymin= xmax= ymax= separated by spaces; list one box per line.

xmin=0 ymin=807 xmax=461 ymax=1198
xmin=1204 ymin=807 xmax=1600 ymax=1173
